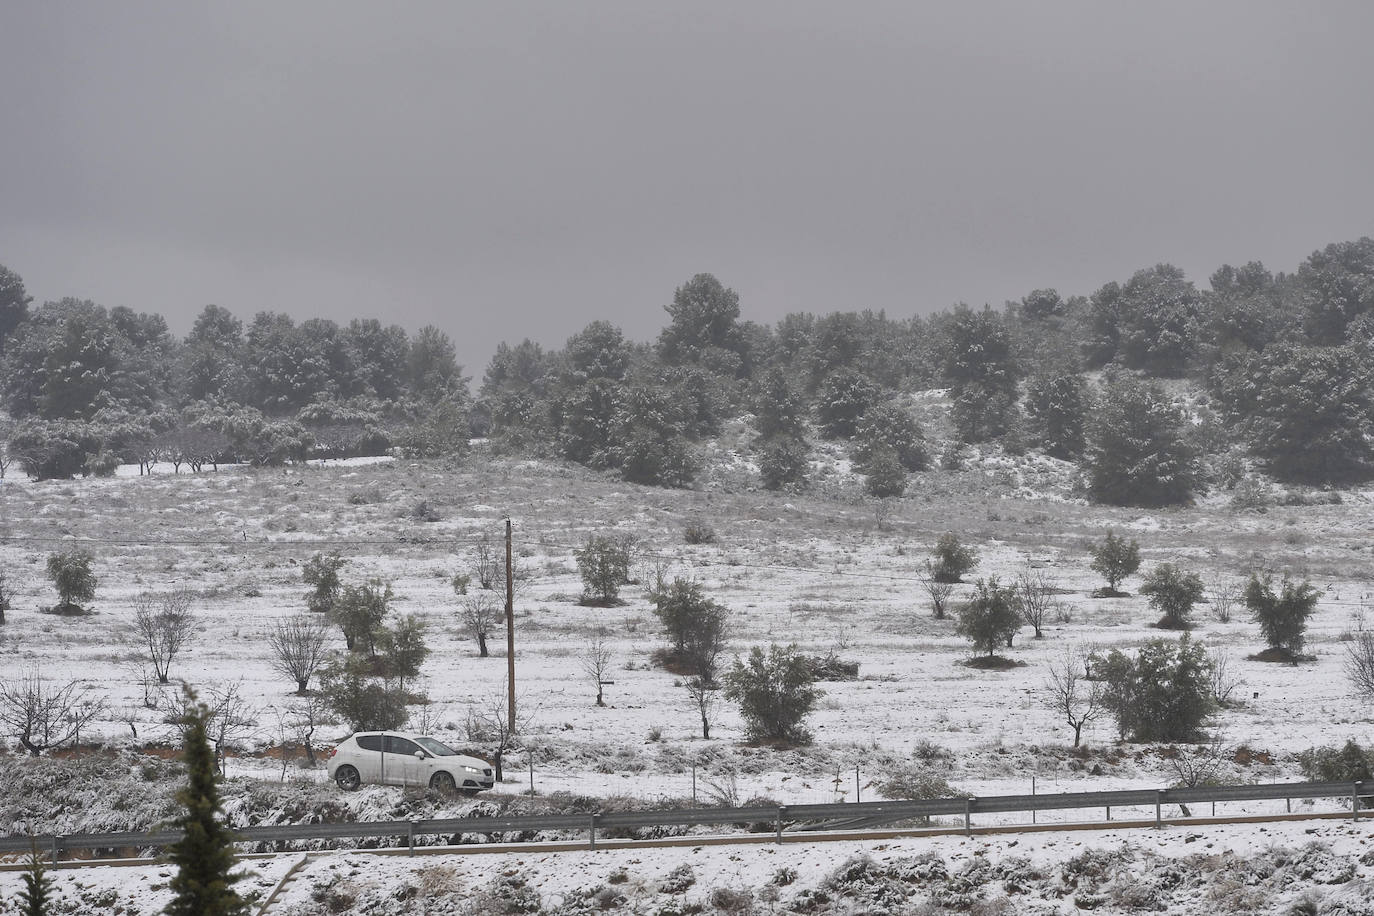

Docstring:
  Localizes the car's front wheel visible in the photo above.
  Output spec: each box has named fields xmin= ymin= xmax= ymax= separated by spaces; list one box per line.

xmin=334 ymin=765 xmax=361 ymax=791
xmin=430 ymin=771 xmax=457 ymax=795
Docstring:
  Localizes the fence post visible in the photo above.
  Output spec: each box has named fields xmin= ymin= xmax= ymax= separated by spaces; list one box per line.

xmin=1353 ymin=783 xmax=1361 ymax=821
xmin=855 ymin=765 xmax=861 ymax=804
xmin=691 ymin=764 xmax=696 ymax=804
xmin=589 ymin=814 xmax=598 ymax=850
xmin=407 ymin=821 xmax=415 ymax=856
xmin=775 ymin=807 xmax=785 ymax=845
xmin=1031 ymin=776 xmax=1036 ymax=825
xmin=1154 ymin=791 xmax=1162 ymax=829
xmin=964 ymin=798 xmax=972 ymax=835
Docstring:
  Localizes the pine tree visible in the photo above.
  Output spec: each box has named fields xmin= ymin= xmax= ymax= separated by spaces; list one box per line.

xmin=18 ymin=842 xmax=52 ymax=916
xmin=165 ymin=688 xmax=247 ymax=916
xmin=1085 ymin=375 xmax=1198 ymax=507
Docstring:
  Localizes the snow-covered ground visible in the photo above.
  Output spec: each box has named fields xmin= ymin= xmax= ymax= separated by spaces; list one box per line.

xmin=2 ymin=447 xmax=1373 ymax=910
xmin=3 ymin=818 xmax=1372 ymax=915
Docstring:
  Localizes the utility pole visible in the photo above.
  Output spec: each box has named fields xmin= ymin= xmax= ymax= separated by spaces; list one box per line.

xmin=505 ymin=517 xmax=516 ymax=733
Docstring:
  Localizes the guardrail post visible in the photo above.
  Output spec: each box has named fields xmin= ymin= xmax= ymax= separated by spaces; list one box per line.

xmin=963 ymin=798 xmax=972 ymax=835
xmin=1154 ymin=791 xmax=1162 ymax=829
xmin=589 ymin=814 xmax=598 ymax=850
xmin=1285 ymin=796 xmax=1291 ymax=813
xmin=1105 ymin=805 xmax=1110 ymax=822
xmin=775 ymin=807 xmax=784 ymax=845
xmin=407 ymin=821 xmax=416 ymax=856
xmin=1353 ymin=782 xmax=1361 ymax=821
xmin=51 ymin=835 xmax=62 ymax=864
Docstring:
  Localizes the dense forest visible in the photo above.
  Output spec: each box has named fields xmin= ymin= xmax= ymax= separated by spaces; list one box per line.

xmin=0 ymin=236 xmax=1371 ymax=505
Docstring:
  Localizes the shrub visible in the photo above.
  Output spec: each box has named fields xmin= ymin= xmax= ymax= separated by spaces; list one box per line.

xmin=954 ymin=578 xmax=1021 ymax=658
xmin=332 ymin=579 xmax=392 ymax=654
xmin=1139 ymin=563 xmax=1205 ymax=629
xmin=860 ymin=443 xmax=907 ymax=498
xmin=852 ymin=405 xmax=930 ymax=472
xmin=1089 ymin=531 xmax=1140 ymax=595
xmin=1243 ymin=572 xmax=1320 ymax=656
xmin=1098 ymin=636 xmax=1215 ymax=742
xmin=930 ymin=533 xmax=978 ymax=583
xmin=682 ymin=523 xmax=716 ymax=545
xmin=317 ymin=654 xmax=409 ymax=732
xmin=757 ymin=435 xmax=809 ymax=491
xmin=723 ymin=644 xmax=821 ymax=746
xmin=651 ymin=578 xmax=728 ymax=674
xmin=1297 ymin=740 xmax=1374 ymax=783
xmin=45 ymin=550 xmax=96 ymax=613
xmin=575 ymin=535 xmax=633 ymax=606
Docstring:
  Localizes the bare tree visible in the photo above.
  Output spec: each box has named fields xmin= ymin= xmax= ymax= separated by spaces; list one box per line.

xmin=124 ymin=660 xmax=166 ymax=709
xmin=0 ymin=671 xmax=107 ymax=756
xmin=470 ymin=532 xmax=529 ymax=596
xmin=271 ymin=694 xmax=333 ymax=777
xmin=1347 ymin=632 xmax=1374 ymax=703
xmin=1209 ymin=576 xmax=1241 ymax=624
xmin=1014 ymin=570 xmax=1058 ymax=639
xmin=0 ymin=571 xmax=11 ymax=625
xmin=164 ymin=682 xmax=258 ymax=774
xmin=1044 ymin=647 xmax=1102 ymax=747
xmin=685 ymin=676 xmax=720 ymax=741
xmin=919 ymin=564 xmax=954 ymax=620
xmin=579 ymin=630 xmax=615 ymax=706
xmin=1167 ymin=732 xmax=1230 ymax=815
xmin=460 ymin=591 xmax=501 ymax=658
xmin=132 ymin=590 xmax=195 ymax=684
xmin=268 ymin=614 xmax=332 ymax=694
xmin=1209 ymin=647 xmax=1243 ymax=707
xmin=466 ymin=686 xmax=535 ymax=782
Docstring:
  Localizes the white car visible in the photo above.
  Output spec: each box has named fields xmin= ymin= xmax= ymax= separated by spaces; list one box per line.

xmin=328 ymin=732 xmax=496 ymax=794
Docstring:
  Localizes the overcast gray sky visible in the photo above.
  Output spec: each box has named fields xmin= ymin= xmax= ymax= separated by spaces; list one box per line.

xmin=2 ymin=1 xmax=1372 ymax=374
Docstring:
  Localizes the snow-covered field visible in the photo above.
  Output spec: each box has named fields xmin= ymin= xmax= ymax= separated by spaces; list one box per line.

xmin=4 ymin=818 xmax=1373 ymax=915
xmin=2 ymin=446 xmax=1373 ymax=911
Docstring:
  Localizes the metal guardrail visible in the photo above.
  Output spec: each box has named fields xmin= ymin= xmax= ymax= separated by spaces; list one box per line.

xmin=0 ymin=780 xmax=1367 ymax=859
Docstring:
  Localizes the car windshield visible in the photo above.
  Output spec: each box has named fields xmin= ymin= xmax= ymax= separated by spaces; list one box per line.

xmin=413 ymin=737 xmax=459 ymax=756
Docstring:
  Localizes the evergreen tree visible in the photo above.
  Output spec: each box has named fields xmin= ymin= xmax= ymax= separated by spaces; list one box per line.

xmin=1298 ymin=237 xmax=1374 ymax=344
xmin=1244 ymin=573 xmax=1320 ymax=656
xmin=753 ymin=366 xmax=807 ymax=439
xmin=18 ymin=842 xmax=53 ymax=916
xmin=1089 ymin=531 xmax=1141 ymax=595
xmin=0 ymin=263 xmax=33 ymax=357
xmin=954 ymin=578 xmax=1021 ymax=657
xmin=1084 ymin=375 xmax=1198 ymax=507
xmin=815 ymin=368 xmax=882 ymax=439
xmin=1214 ymin=343 xmax=1374 ymax=483
xmin=861 ymin=443 xmax=907 ymax=498
xmin=757 ymin=435 xmax=809 ymax=491
xmin=852 ymin=404 xmax=929 ymax=471
xmin=723 ymin=644 xmax=821 ymax=745
xmin=165 ymin=688 xmax=248 ymax=916
xmin=1139 ymin=563 xmax=1205 ymax=629
xmin=1024 ymin=373 xmax=1086 ymax=459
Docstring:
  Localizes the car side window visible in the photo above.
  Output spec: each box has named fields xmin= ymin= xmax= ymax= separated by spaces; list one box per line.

xmin=356 ymin=735 xmax=383 ymax=752
xmin=384 ymin=736 xmax=422 ymax=756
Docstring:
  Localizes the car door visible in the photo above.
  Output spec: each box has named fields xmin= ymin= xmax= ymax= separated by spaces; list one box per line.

xmin=353 ymin=734 xmax=385 ymax=783
xmin=383 ymin=735 xmax=426 ymax=787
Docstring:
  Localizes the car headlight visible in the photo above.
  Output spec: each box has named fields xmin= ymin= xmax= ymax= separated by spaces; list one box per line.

xmin=462 ymin=765 xmax=482 ymax=774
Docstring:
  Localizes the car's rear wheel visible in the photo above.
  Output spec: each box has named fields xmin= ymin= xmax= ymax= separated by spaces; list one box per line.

xmin=430 ymin=771 xmax=457 ymax=795
xmin=335 ymin=765 xmax=361 ymax=791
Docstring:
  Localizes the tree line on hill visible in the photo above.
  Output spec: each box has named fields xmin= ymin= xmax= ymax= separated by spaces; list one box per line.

xmin=1 ymin=236 xmax=1372 ymax=503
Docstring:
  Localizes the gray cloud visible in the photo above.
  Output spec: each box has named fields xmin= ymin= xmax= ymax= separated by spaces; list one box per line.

xmin=2 ymin=0 xmax=1372 ymax=374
